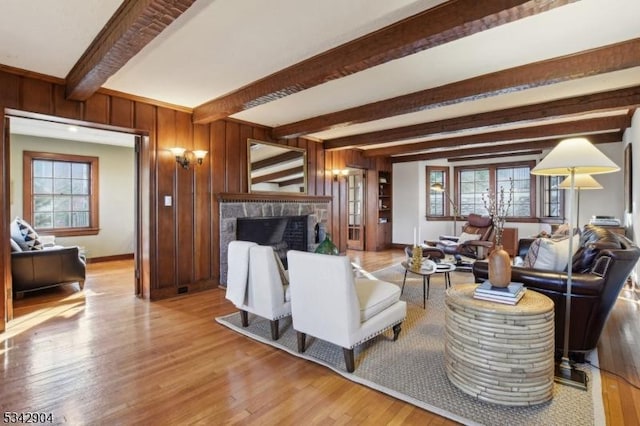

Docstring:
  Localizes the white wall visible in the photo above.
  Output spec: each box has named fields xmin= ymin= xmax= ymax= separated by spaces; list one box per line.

xmin=624 ymin=109 xmax=640 ymax=282
xmin=10 ymin=134 xmax=135 ymax=258
xmin=392 ymin=142 xmax=626 ymax=247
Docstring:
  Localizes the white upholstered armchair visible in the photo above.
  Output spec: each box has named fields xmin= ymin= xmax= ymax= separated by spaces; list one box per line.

xmin=226 ymin=241 xmax=291 ymax=340
xmin=286 ymin=250 xmax=406 ymax=372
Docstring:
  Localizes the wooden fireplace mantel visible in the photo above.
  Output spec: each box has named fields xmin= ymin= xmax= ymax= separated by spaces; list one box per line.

xmin=216 ymin=192 xmax=332 ymax=203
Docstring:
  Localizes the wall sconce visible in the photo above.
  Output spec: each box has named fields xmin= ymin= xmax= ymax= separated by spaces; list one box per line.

xmin=169 ymin=147 xmax=208 ymax=169
xmin=332 ymin=169 xmax=349 ymax=181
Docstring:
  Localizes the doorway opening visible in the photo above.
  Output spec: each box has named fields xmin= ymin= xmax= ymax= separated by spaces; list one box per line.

xmin=347 ymin=168 xmax=366 ymax=251
xmin=4 ymin=111 xmax=142 ymax=322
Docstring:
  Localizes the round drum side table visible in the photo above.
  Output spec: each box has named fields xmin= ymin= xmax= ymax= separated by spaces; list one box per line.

xmin=444 ymin=283 xmax=555 ymax=406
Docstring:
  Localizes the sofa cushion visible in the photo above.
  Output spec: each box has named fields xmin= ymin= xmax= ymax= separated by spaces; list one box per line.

xmin=355 ymin=278 xmax=401 ymax=322
xmin=10 ymin=217 xmax=43 ymax=251
xmin=458 ymin=232 xmax=481 ymax=244
xmin=572 ymin=224 xmax=621 ymax=273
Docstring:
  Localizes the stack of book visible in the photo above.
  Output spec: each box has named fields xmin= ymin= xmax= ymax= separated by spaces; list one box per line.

xmin=474 ymin=281 xmax=525 ymax=305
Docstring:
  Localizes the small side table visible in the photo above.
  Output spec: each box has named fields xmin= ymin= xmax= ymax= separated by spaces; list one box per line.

xmin=444 ymin=284 xmax=555 ymax=406
xmin=400 ymin=261 xmax=435 ymax=308
xmin=434 ymin=262 xmax=455 ymax=289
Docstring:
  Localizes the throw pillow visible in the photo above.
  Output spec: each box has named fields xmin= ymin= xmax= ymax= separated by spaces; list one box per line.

xmin=457 ymin=232 xmax=481 ymax=244
xmin=549 ymin=233 xmax=581 ymax=271
xmin=522 ymin=234 xmax=580 ymax=271
xmin=10 ymin=217 xmax=43 ymax=251
xmin=571 ymin=224 xmax=621 ymax=273
xmin=522 ymin=238 xmax=542 ymax=268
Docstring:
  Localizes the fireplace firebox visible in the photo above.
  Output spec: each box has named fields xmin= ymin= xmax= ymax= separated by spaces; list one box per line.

xmin=236 ymin=215 xmax=308 ymax=268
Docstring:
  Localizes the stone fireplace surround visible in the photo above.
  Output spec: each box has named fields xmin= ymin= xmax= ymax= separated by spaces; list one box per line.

xmin=218 ymin=193 xmax=332 ymax=285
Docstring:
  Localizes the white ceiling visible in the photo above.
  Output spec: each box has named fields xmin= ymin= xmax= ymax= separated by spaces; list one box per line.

xmin=9 ymin=117 xmax=136 ymax=147
xmin=1 ymin=0 xmax=639 ymax=153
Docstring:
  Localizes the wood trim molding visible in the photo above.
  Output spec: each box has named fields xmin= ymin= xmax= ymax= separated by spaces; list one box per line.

xmin=216 ymin=192 xmax=332 ymax=203
xmin=86 ymin=253 xmax=134 ymax=264
xmin=97 ymin=88 xmax=193 ymax=114
xmin=193 ymin=0 xmax=572 ymax=124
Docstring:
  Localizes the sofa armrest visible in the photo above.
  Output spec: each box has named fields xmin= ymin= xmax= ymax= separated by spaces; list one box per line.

xmin=472 ymin=260 xmax=604 ymax=296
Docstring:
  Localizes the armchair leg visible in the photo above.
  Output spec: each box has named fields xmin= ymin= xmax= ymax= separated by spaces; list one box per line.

xmin=343 ymin=348 xmax=355 ymax=373
xmin=392 ymin=323 xmax=402 ymax=341
xmin=297 ymin=332 xmax=307 ymax=353
xmin=79 ymin=280 xmax=85 ymax=290
xmin=270 ymin=319 xmax=280 ymax=340
xmin=240 ymin=310 xmax=249 ymax=327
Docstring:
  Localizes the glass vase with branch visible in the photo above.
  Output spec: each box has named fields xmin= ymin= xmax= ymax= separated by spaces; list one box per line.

xmin=481 ymin=178 xmax=514 ymax=287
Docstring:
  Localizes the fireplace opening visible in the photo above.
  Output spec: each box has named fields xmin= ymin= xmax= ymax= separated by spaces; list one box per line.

xmin=236 ymin=215 xmax=308 ymax=268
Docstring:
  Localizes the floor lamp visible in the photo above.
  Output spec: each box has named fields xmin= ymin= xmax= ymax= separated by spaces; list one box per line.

xmin=431 ymin=183 xmax=458 ymax=235
xmin=558 ymin=174 xmax=602 ymax=231
xmin=531 ymin=137 xmax=619 ymax=390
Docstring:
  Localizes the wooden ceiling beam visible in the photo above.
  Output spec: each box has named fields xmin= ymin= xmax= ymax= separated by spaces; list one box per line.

xmin=447 ymin=150 xmax=543 ymax=162
xmin=192 ymin=0 xmax=573 ymax=124
xmin=390 ymin=131 xmax=622 ymax=163
xmin=278 ymin=38 xmax=640 ymax=140
xmin=363 ymin=115 xmax=629 ymax=157
xmin=65 ymin=0 xmax=197 ymax=101
xmin=325 ymin=85 xmax=640 ymax=150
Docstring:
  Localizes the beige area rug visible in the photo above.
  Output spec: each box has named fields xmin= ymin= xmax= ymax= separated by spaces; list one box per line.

xmin=216 ymin=264 xmax=605 ymax=425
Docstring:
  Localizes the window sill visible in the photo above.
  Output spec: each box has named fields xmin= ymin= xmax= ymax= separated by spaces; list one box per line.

xmin=37 ymin=227 xmax=100 ymax=237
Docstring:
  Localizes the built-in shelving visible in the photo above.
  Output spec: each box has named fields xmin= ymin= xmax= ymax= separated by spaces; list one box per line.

xmin=377 ymin=171 xmax=392 ymax=249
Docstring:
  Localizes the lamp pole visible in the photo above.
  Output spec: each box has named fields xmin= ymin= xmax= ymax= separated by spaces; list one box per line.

xmin=444 ymin=191 xmax=458 ymax=236
xmin=431 ymin=183 xmax=458 ymax=235
xmin=531 ymin=137 xmax=618 ymax=391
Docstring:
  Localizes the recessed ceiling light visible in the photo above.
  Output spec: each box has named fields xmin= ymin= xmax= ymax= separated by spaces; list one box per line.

xmin=68 ymin=126 xmax=78 ymax=133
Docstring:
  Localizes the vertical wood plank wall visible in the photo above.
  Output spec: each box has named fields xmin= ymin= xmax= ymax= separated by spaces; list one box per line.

xmin=0 ymin=70 xmax=387 ymax=310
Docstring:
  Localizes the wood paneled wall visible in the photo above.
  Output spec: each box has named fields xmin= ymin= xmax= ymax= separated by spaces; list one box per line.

xmin=0 ymin=70 xmax=385 ymax=318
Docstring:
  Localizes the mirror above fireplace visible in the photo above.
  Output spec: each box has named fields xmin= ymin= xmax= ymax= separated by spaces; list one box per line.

xmin=248 ymin=139 xmax=307 ymax=194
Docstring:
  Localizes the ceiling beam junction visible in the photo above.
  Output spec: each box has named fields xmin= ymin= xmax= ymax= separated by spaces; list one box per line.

xmin=324 ymin=86 xmax=640 ymax=150
xmin=277 ymin=38 xmax=640 ymax=140
xmin=192 ymin=0 xmax=574 ymax=124
xmin=363 ymin=115 xmax=630 ymax=157
xmin=390 ymin=131 xmax=622 ymax=163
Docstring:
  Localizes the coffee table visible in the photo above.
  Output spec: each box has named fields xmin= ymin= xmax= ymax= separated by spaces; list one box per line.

xmin=400 ymin=261 xmax=435 ymax=308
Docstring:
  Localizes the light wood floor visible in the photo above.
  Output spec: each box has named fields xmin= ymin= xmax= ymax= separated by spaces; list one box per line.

xmin=1 ymin=249 xmax=639 ymax=425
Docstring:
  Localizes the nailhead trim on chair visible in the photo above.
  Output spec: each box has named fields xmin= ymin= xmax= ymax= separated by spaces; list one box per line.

xmin=347 ymin=318 xmax=405 ymax=349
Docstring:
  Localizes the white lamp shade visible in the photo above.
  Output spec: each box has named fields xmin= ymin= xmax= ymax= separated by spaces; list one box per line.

xmin=431 ymin=182 xmax=445 ymax=192
xmin=531 ymin=137 xmax=620 ymax=176
xmin=558 ymin=174 xmax=603 ymax=190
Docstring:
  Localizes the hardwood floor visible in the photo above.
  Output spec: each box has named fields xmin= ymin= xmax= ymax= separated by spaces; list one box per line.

xmin=1 ymin=250 xmax=638 ymax=425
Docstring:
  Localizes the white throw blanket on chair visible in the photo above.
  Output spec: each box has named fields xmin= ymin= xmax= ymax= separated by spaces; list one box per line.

xmin=226 ymin=241 xmax=257 ymax=307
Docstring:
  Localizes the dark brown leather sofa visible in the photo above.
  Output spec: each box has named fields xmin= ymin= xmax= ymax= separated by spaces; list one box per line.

xmin=11 ymin=245 xmax=86 ymax=298
xmin=473 ymin=225 xmax=640 ymax=360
